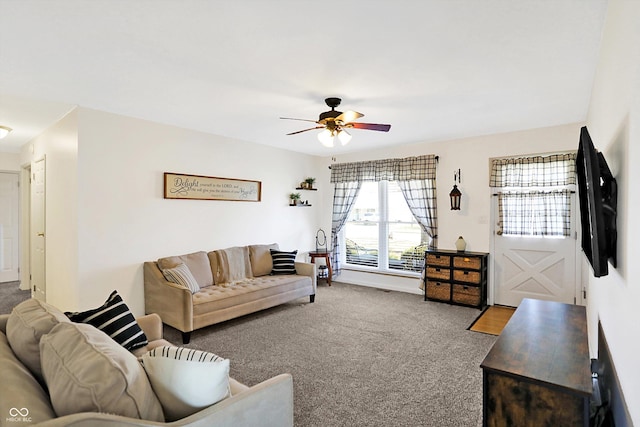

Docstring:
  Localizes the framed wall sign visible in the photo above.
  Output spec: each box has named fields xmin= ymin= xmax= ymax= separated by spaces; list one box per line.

xmin=164 ymin=172 xmax=261 ymax=202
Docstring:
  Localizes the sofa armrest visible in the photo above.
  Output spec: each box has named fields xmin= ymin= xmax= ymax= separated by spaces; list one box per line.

xmin=136 ymin=313 xmax=163 ymax=342
xmin=295 ymin=261 xmax=317 ymax=293
xmin=0 ymin=314 xmax=9 ymax=334
xmin=34 ymin=373 xmax=294 ymax=427
xmin=143 ymin=262 xmax=194 ymax=333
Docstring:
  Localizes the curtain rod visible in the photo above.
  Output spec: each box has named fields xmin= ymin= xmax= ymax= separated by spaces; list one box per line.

xmin=492 ymin=190 xmax=576 ymax=196
xmin=328 ymin=155 xmax=439 ymax=169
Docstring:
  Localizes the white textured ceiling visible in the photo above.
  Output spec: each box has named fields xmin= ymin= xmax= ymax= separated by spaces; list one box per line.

xmin=0 ymin=0 xmax=608 ymax=156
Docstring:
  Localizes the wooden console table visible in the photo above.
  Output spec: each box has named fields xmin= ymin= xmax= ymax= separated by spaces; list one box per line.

xmin=480 ymin=298 xmax=592 ymax=426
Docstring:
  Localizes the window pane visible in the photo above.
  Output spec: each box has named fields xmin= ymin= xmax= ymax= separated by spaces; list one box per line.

xmin=498 ymin=190 xmax=571 ymax=237
xmin=388 ymin=223 xmax=426 ymax=272
xmin=387 ymin=182 xmax=426 ymax=272
xmin=388 ymin=182 xmax=414 ymax=222
xmin=346 ymin=182 xmax=379 ymax=267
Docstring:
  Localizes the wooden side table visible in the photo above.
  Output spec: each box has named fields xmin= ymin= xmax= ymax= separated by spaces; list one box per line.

xmin=308 ymin=251 xmax=332 ymax=286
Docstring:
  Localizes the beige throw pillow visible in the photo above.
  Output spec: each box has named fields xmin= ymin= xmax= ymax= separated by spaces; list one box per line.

xmin=40 ymin=322 xmax=164 ymax=422
xmin=248 ymin=243 xmax=279 ymax=277
xmin=6 ymin=298 xmax=70 ymax=382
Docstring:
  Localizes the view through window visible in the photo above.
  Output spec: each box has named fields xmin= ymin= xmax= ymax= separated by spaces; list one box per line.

xmin=343 ymin=181 xmax=427 ymax=273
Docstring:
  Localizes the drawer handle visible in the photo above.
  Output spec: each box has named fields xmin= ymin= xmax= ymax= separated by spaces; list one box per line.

xmin=463 ymin=286 xmax=469 ymax=290
xmin=435 ymin=268 xmax=441 ymax=272
xmin=463 ymin=271 xmax=469 ymax=275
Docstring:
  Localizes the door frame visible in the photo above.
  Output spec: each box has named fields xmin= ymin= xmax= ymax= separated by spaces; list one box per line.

xmin=19 ymin=164 xmax=31 ymax=290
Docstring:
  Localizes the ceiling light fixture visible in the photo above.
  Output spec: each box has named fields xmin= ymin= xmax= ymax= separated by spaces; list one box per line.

xmin=0 ymin=126 xmax=12 ymax=139
xmin=317 ymin=127 xmax=353 ymax=148
xmin=318 ymin=129 xmax=335 ymax=147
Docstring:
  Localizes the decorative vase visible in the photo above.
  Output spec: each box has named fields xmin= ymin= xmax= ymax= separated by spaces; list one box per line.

xmin=455 ymin=236 xmax=466 ymax=252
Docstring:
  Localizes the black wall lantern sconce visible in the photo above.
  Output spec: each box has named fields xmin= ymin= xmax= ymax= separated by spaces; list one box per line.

xmin=449 ymin=169 xmax=462 ymax=210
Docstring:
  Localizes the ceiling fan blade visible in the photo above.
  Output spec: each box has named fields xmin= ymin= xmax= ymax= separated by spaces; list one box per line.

xmin=348 ymin=122 xmax=391 ymax=132
xmin=336 ymin=110 xmax=364 ymax=124
xmin=280 ymin=117 xmax=320 ymax=124
xmin=286 ymin=126 xmax=324 ymax=136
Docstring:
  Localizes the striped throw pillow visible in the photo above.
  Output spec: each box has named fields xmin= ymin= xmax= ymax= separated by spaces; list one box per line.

xmin=270 ymin=249 xmax=298 ymax=275
xmin=162 ymin=263 xmax=200 ymax=294
xmin=65 ymin=290 xmax=148 ymax=351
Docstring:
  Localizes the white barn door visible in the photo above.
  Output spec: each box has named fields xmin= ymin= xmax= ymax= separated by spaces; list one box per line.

xmin=492 ymin=193 xmax=580 ymax=307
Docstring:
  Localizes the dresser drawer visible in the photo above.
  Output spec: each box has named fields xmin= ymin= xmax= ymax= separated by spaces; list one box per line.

xmin=452 ymin=284 xmax=481 ymax=306
xmin=453 ymin=269 xmax=481 ymax=284
xmin=453 ymin=256 xmax=482 ymax=270
xmin=426 ymin=267 xmax=450 ymax=281
xmin=426 ymin=282 xmax=451 ymax=301
xmin=426 ymin=254 xmax=450 ymax=267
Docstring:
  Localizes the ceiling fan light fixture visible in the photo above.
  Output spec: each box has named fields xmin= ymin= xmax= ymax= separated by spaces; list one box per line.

xmin=318 ymin=129 xmax=334 ymax=147
xmin=0 ymin=126 xmax=12 ymax=140
xmin=337 ymin=129 xmax=352 ymax=145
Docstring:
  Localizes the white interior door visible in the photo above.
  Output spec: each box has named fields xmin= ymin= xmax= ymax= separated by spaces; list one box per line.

xmin=492 ymin=194 xmax=579 ymax=307
xmin=0 ymin=172 xmax=20 ymax=283
xmin=31 ymin=158 xmax=46 ymax=301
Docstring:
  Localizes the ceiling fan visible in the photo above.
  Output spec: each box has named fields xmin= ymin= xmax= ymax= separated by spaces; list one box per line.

xmin=280 ymin=97 xmax=391 ymax=147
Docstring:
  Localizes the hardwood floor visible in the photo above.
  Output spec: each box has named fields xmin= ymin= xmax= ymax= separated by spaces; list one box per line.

xmin=469 ymin=305 xmax=516 ymax=335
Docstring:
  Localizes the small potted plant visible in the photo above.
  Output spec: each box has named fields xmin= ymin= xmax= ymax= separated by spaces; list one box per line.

xmin=289 ymin=192 xmax=301 ymax=206
xmin=304 ymin=177 xmax=316 ymax=189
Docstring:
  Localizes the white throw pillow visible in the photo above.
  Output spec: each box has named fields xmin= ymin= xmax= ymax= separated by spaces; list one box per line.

xmin=141 ymin=346 xmax=230 ymax=421
xmin=162 ymin=263 xmax=200 ymax=294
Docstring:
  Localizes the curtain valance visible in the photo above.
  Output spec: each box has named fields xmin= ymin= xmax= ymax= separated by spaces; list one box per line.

xmin=489 ymin=153 xmax=576 ymax=188
xmin=330 ymin=154 xmax=437 ymax=183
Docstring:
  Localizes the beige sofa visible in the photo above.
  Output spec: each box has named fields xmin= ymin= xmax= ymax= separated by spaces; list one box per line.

xmin=0 ymin=299 xmax=294 ymax=426
xmin=144 ymin=243 xmax=316 ymax=344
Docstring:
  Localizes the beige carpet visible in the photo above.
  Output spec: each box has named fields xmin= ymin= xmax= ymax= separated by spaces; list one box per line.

xmin=163 ymin=283 xmax=497 ymax=427
xmin=0 ymin=281 xmax=497 ymax=426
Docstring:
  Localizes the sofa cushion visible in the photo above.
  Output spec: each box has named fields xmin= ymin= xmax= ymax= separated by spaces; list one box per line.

xmin=5 ymin=298 xmax=70 ymax=382
xmin=162 ymin=263 xmax=200 ymax=294
xmin=141 ymin=346 xmax=230 ymax=421
xmin=209 ymin=246 xmax=252 ymax=285
xmin=40 ymin=322 xmax=164 ymax=422
xmin=249 ymin=243 xmax=279 ymax=277
xmin=158 ymin=251 xmax=213 ymax=288
xmin=193 ymin=275 xmax=313 ymax=316
xmin=65 ymin=290 xmax=148 ymax=351
xmin=0 ymin=331 xmax=56 ymax=424
xmin=271 ymin=249 xmax=298 ymax=275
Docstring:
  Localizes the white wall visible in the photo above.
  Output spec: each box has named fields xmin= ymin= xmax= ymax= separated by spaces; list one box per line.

xmin=63 ymin=108 xmax=322 ymax=314
xmin=320 ymin=123 xmax=582 ymax=294
xmin=585 ymin=0 xmax=640 ymax=423
xmin=0 ymin=152 xmax=20 ymax=171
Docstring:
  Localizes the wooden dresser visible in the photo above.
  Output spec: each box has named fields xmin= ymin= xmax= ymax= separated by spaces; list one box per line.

xmin=480 ymin=299 xmax=592 ymax=427
xmin=423 ymin=249 xmax=488 ymax=309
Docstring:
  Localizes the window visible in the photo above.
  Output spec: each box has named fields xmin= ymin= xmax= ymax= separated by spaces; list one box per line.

xmin=343 ymin=181 xmax=428 ymax=273
xmin=329 ymin=154 xmax=438 ymax=276
xmin=490 ymin=153 xmax=576 ymax=237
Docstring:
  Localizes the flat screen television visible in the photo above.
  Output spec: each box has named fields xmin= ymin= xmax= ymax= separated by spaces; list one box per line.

xmin=576 ymin=126 xmax=617 ymax=277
